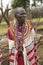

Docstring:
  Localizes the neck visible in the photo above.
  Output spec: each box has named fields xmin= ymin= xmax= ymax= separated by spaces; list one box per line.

xmin=17 ymin=22 xmax=25 ymax=27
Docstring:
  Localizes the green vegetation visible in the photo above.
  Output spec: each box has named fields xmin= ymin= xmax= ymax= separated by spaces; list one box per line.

xmin=1 ymin=20 xmax=7 ymax=24
xmin=0 ymin=25 xmax=8 ymax=35
xmin=11 ymin=0 xmax=43 ymax=9
xmin=32 ymin=18 xmax=43 ymax=23
xmin=37 ymin=25 xmax=43 ymax=30
xmin=0 ymin=29 xmax=7 ymax=35
xmin=11 ymin=0 xmax=30 ymax=10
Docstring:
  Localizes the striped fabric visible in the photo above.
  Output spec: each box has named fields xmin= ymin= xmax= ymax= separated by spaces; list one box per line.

xmin=9 ymin=48 xmax=17 ymax=65
xmin=8 ymin=21 xmax=39 ymax=65
xmin=25 ymin=41 xmax=39 ymax=65
xmin=23 ymin=27 xmax=39 ymax=65
xmin=34 ymin=42 xmax=39 ymax=65
xmin=26 ymin=42 xmax=36 ymax=65
xmin=9 ymin=42 xmax=39 ymax=65
xmin=0 ymin=49 xmax=2 ymax=65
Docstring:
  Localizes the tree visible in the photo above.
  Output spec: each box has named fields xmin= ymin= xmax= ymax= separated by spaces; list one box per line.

xmin=32 ymin=0 xmax=36 ymax=7
xmin=32 ymin=0 xmax=43 ymax=7
xmin=36 ymin=0 xmax=43 ymax=3
xmin=0 ymin=4 xmax=11 ymax=26
xmin=0 ymin=0 xmax=11 ymax=26
xmin=11 ymin=0 xmax=30 ymax=10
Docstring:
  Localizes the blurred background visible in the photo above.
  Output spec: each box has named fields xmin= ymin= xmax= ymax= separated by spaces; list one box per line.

xmin=0 ymin=0 xmax=43 ymax=65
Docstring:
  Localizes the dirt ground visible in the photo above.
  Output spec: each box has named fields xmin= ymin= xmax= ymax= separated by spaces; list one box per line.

xmin=38 ymin=45 xmax=43 ymax=65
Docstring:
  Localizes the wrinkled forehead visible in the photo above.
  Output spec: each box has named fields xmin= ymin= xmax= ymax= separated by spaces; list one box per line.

xmin=14 ymin=7 xmax=26 ymax=15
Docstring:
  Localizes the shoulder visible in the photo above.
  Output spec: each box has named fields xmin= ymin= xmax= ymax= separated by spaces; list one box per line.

xmin=30 ymin=25 xmax=33 ymax=31
xmin=30 ymin=25 xmax=36 ymax=39
xmin=8 ymin=27 xmax=14 ymax=40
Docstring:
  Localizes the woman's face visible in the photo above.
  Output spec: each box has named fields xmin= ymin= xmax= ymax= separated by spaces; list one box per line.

xmin=15 ymin=8 xmax=27 ymax=26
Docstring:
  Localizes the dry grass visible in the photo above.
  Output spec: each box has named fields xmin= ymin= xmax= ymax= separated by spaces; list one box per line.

xmin=38 ymin=45 xmax=43 ymax=65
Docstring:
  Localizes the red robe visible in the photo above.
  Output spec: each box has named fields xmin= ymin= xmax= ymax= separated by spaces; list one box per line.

xmin=8 ymin=27 xmax=24 ymax=65
xmin=8 ymin=25 xmax=38 ymax=65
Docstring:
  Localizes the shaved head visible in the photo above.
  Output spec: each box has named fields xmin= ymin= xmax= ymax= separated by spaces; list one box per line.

xmin=14 ymin=7 xmax=27 ymax=26
xmin=14 ymin=7 xmax=26 ymax=16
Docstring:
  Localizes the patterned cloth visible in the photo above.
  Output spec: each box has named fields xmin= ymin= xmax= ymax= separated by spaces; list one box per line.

xmin=15 ymin=26 xmax=24 ymax=50
xmin=0 ymin=49 xmax=2 ymax=65
xmin=8 ymin=20 xmax=39 ymax=65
